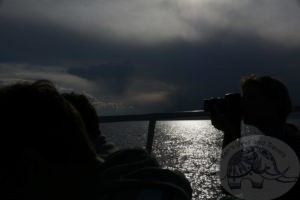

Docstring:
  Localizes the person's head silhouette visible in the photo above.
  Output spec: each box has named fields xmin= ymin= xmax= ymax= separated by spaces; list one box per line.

xmin=0 ymin=80 xmax=102 ymax=199
xmin=62 ymin=92 xmax=119 ymax=157
xmin=241 ymin=75 xmax=293 ymax=134
xmin=62 ymin=93 xmax=101 ymax=143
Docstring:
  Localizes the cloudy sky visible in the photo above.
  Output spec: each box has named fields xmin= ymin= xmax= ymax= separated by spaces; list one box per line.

xmin=1 ymin=0 xmax=300 ymax=115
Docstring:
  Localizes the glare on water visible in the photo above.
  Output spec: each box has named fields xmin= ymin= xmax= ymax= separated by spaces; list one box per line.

xmin=152 ymin=121 xmax=224 ymax=200
xmin=101 ymin=117 xmax=300 ymax=199
xmin=101 ymin=120 xmax=225 ymax=199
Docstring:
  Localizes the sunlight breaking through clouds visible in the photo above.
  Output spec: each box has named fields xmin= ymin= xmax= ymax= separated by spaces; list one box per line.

xmin=2 ymin=0 xmax=300 ymax=46
xmin=0 ymin=63 xmax=99 ymax=94
xmin=0 ymin=63 xmax=183 ymax=115
xmin=1 ymin=0 xmax=300 ymax=114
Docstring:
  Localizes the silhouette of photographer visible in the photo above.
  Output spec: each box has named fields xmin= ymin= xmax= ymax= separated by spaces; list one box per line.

xmin=205 ymin=75 xmax=300 ymax=199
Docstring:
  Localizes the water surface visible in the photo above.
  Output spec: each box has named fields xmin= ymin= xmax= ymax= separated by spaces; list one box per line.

xmin=101 ymin=118 xmax=300 ymax=200
xmin=101 ymin=120 xmax=224 ymax=199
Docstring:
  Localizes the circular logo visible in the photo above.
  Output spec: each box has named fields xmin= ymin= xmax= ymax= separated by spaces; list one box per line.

xmin=219 ymin=135 xmax=299 ymax=200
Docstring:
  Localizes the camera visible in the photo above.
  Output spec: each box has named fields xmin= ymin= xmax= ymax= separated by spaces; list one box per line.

xmin=203 ymin=93 xmax=242 ymax=115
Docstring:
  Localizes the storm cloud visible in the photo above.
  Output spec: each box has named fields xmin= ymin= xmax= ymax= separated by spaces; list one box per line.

xmin=2 ymin=0 xmax=300 ymax=45
xmin=1 ymin=0 xmax=300 ymax=114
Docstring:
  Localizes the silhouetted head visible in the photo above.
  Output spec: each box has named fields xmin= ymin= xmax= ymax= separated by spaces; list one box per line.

xmin=0 ymin=80 xmax=98 ymax=163
xmin=0 ymin=80 xmax=101 ymax=198
xmin=62 ymin=93 xmax=101 ymax=142
xmin=241 ymin=75 xmax=292 ymax=126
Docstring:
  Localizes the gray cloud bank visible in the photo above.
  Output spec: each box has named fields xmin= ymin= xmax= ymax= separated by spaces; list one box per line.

xmin=1 ymin=0 xmax=300 ymax=115
xmin=2 ymin=0 xmax=300 ymax=45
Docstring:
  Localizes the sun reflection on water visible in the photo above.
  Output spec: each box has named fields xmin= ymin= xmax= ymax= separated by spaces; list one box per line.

xmin=101 ymin=118 xmax=300 ymax=199
xmin=152 ymin=120 xmax=224 ymax=200
xmin=101 ymin=120 xmax=225 ymax=199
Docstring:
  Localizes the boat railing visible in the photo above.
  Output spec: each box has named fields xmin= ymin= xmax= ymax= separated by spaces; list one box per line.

xmin=99 ymin=110 xmax=210 ymax=153
xmin=99 ymin=106 xmax=300 ymax=153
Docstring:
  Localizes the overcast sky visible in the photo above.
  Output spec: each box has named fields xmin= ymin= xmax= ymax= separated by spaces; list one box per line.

xmin=1 ymin=0 xmax=300 ymax=115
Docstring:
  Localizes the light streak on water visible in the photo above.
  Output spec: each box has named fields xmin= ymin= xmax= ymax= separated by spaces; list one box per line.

xmin=101 ymin=120 xmax=225 ymax=199
xmin=152 ymin=121 xmax=224 ymax=200
xmin=100 ymin=117 xmax=300 ymax=199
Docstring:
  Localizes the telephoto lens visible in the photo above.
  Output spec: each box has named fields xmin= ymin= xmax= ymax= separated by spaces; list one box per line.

xmin=203 ymin=93 xmax=242 ymax=115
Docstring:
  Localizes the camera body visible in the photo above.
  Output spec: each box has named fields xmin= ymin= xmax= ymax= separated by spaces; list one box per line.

xmin=203 ymin=93 xmax=242 ymax=116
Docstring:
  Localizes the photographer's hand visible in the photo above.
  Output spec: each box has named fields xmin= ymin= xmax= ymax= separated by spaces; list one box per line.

xmin=209 ymin=107 xmax=241 ymax=148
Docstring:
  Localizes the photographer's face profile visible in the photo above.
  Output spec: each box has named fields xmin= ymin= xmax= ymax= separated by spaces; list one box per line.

xmin=242 ymin=86 xmax=278 ymax=126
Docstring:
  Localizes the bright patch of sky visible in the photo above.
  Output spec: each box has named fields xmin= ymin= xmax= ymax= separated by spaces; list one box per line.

xmin=2 ymin=0 xmax=300 ymax=46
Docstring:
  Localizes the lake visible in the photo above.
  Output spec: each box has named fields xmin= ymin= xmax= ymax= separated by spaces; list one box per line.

xmin=100 ymin=118 xmax=300 ymax=200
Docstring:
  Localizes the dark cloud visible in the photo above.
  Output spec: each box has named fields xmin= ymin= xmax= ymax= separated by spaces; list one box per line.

xmin=68 ymin=63 xmax=135 ymax=94
xmin=1 ymin=1 xmax=300 ymax=114
xmin=170 ymin=38 xmax=299 ymax=110
xmin=0 ymin=17 xmax=111 ymax=65
xmin=2 ymin=18 xmax=299 ymax=113
xmin=64 ymin=32 xmax=300 ymax=113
